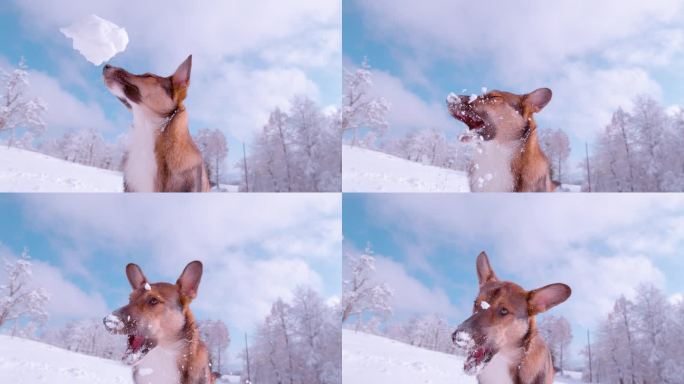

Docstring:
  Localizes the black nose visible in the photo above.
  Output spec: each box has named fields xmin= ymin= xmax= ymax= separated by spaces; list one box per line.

xmin=102 ymin=64 xmax=111 ymax=73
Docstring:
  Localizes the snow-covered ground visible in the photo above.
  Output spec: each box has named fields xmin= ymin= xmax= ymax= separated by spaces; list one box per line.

xmin=343 ymin=145 xmax=470 ymax=192
xmin=0 ymin=146 xmax=123 ymax=192
xmin=0 ymin=334 xmax=133 ymax=384
xmin=343 ymin=330 xmax=584 ymax=384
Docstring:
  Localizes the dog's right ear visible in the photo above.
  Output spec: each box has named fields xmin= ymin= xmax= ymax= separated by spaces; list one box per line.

xmin=177 ymin=260 xmax=203 ymax=300
xmin=126 ymin=263 xmax=148 ymax=290
xmin=524 ymin=88 xmax=552 ymax=113
xmin=476 ymin=251 xmax=498 ymax=287
xmin=171 ymin=55 xmax=192 ymax=90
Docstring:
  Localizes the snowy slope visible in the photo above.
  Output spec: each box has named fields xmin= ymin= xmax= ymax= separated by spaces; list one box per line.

xmin=343 ymin=145 xmax=470 ymax=192
xmin=343 ymin=330 xmax=583 ymax=384
xmin=0 ymin=335 xmax=133 ymax=384
xmin=0 ymin=146 xmax=123 ymax=192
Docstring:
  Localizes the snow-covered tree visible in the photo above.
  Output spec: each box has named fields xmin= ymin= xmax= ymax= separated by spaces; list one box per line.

xmin=199 ymin=319 xmax=231 ymax=373
xmin=588 ymin=96 xmax=684 ymax=191
xmin=194 ymin=128 xmax=229 ymax=187
xmin=538 ymin=315 xmax=572 ymax=373
xmin=40 ymin=318 xmax=126 ymax=359
xmin=539 ymin=128 xmax=571 ymax=183
xmin=245 ymin=286 xmax=340 ymax=384
xmin=0 ymin=249 xmax=49 ymax=330
xmin=341 ymin=58 xmax=389 ymax=146
xmin=341 ymin=243 xmax=392 ymax=326
xmin=0 ymin=58 xmax=46 ymax=147
xmin=243 ymin=96 xmax=341 ymax=192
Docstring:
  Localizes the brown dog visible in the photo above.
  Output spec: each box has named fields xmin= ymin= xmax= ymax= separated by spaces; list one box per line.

xmin=103 ymin=55 xmax=210 ymax=192
xmin=447 ymin=89 xmax=554 ymax=192
xmin=453 ymin=252 xmax=571 ymax=384
xmin=103 ymin=261 xmax=214 ymax=384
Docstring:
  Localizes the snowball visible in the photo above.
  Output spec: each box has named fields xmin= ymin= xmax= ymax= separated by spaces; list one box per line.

xmin=481 ymin=87 xmax=488 ymax=94
xmin=447 ymin=92 xmax=461 ymax=104
xmin=104 ymin=314 xmax=124 ymax=331
xmin=144 ymin=283 xmax=151 ymax=291
xmin=469 ymin=94 xmax=478 ymax=103
xmin=60 ymin=15 xmax=129 ymax=66
xmin=480 ymin=301 xmax=490 ymax=310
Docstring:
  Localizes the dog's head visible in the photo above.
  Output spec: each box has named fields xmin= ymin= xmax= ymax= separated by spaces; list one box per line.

xmin=452 ymin=251 xmax=570 ymax=376
xmin=103 ymin=55 xmax=192 ymax=119
xmin=447 ymin=88 xmax=552 ymax=143
xmin=103 ymin=261 xmax=203 ymax=364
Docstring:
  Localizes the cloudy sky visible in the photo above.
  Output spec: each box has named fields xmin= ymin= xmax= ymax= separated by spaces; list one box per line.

xmin=344 ymin=0 xmax=684 ymax=175
xmin=0 ymin=0 xmax=341 ymax=177
xmin=0 ymin=194 xmax=341 ymax=364
xmin=343 ymin=193 xmax=684 ymax=362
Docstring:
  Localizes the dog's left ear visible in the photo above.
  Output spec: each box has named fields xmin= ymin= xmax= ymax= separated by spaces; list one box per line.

xmin=177 ymin=260 xmax=203 ymax=300
xmin=528 ymin=283 xmax=571 ymax=315
xmin=171 ymin=55 xmax=192 ymax=89
xmin=524 ymin=88 xmax=552 ymax=113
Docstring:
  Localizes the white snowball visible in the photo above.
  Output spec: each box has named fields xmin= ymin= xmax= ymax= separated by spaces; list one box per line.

xmin=60 ymin=15 xmax=129 ymax=66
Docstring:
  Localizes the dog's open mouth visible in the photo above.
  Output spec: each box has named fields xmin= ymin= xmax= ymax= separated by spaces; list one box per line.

xmin=446 ymin=93 xmax=486 ymax=141
xmin=453 ymin=330 xmax=494 ymax=375
xmin=463 ymin=345 xmax=494 ymax=375
xmin=124 ymin=334 xmax=155 ymax=365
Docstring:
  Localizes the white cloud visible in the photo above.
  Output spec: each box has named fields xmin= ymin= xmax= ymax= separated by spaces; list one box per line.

xmin=352 ymin=0 xmax=684 ymax=145
xmin=374 ymin=255 xmax=460 ymax=318
xmin=0 ymin=245 xmax=109 ymax=323
xmin=365 ymin=194 xmax=684 ymax=328
xmin=17 ymin=194 xmax=341 ymax=330
xmin=11 ymin=0 xmax=341 ymax=140
xmin=370 ymin=70 xmax=453 ymax=135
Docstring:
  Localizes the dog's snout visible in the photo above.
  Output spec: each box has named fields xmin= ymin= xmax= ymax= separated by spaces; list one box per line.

xmin=102 ymin=64 xmax=113 ymax=75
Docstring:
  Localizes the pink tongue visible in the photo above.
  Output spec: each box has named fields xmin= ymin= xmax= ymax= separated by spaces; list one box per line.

xmin=471 ymin=347 xmax=485 ymax=364
xmin=130 ymin=335 xmax=145 ymax=352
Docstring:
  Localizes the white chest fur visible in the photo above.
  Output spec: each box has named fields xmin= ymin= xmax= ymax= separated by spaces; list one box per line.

xmin=125 ymin=112 xmax=161 ymax=192
xmin=469 ymin=141 xmax=517 ymax=192
xmin=477 ymin=349 xmax=520 ymax=384
xmin=133 ymin=345 xmax=181 ymax=384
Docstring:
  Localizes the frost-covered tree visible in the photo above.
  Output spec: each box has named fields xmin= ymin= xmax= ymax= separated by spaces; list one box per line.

xmin=0 ymin=58 xmax=46 ymax=147
xmin=246 ymin=286 xmax=340 ymax=384
xmin=539 ymin=128 xmax=571 ymax=183
xmin=341 ymin=243 xmax=392 ymax=326
xmin=0 ymin=249 xmax=49 ymax=330
xmin=538 ymin=315 xmax=572 ymax=373
xmin=194 ymin=128 xmax=229 ymax=187
xmin=199 ymin=319 xmax=231 ymax=373
xmin=243 ymin=96 xmax=341 ymax=192
xmin=40 ymin=318 xmax=126 ymax=359
xmin=588 ymin=96 xmax=684 ymax=191
xmin=341 ymin=58 xmax=389 ymax=146
xmin=587 ymin=285 xmax=684 ymax=383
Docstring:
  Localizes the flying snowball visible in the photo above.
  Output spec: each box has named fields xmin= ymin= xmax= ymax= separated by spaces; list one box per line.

xmin=60 ymin=15 xmax=129 ymax=66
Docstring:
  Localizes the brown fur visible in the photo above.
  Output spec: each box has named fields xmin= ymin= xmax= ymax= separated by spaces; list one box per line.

xmin=447 ymin=89 xmax=555 ymax=192
xmin=453 ymin=252 xmax=571 ymax=384
xmin=104 ymin=261 xmax=214 ymax=384
xmin=103 ymin=55 xmax=210 ymax=192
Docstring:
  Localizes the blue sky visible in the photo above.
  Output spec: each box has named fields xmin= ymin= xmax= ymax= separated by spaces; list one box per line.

xmin=343 ymin=193 xmax=684 ymax=364
xmin=0 ymin=194 xmax=341 ymax=366
xmin=0 ymin=0 xmax=341 ymax=179
xmin=343 ymin=0 xmax=684 ymax=178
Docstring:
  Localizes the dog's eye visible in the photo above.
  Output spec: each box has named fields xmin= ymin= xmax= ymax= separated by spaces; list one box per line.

xmin=499 ymin=307 xmax=509 ymax=316
xmin=148 ymin=298 xmax=159 ymax=306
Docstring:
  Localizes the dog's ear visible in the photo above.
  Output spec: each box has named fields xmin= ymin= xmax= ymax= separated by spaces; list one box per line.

xmin=528 ymin=283 xmax=571 ymax=315
xmin=476 ymin=251 xmax=498 ymax=287
xmin=177 ymin=260 xmax=203 ymax=300
xmin=524 ymin=88 xmax=552 ymax=113
xmin=126 ymin=263 xmax=148 ymax=290
xmin=171 ymin=55 xmax=192 ymax=89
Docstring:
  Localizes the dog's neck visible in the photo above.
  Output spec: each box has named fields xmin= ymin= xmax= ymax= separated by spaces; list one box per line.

xmin=133 ymin=341 xmax=184 ymax=384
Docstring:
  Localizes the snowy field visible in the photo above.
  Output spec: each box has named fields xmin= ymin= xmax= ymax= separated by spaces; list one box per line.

xmin=0 ymin=146 xmax=123 ymax=192
xmin=0 ymin=335 xmax=133 ymax=384
xmin=343 ymin=330 xmax=583 ymax=384
xmin=343 ymin=145 xmax=470 ymax=192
